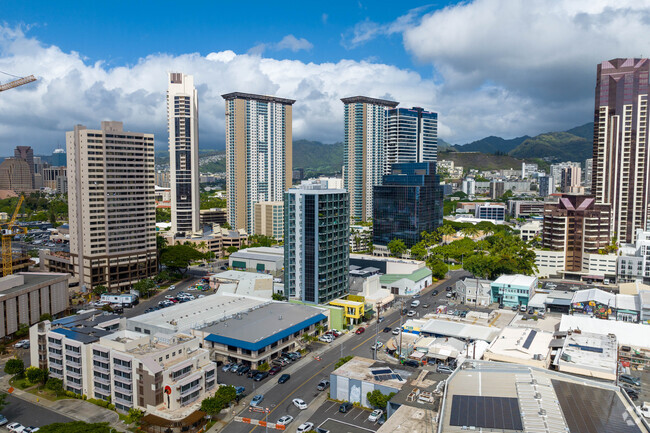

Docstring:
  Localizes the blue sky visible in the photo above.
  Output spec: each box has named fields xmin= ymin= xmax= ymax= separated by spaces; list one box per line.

xmin=0 ymin=0 xmax=647 ymax=153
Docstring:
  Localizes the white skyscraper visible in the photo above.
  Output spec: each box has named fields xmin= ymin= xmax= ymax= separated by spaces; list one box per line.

xmin=222 ymin=92 xmax=294 ymax=233
xmin=168 ymin=73 xmax=200 ymax=235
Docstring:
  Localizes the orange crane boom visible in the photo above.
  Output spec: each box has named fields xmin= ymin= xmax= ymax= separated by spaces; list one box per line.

xmin=0 ymin=75 xmax=36 ymax=92
xmin=1 ymin=195 xmax=26 ymax=276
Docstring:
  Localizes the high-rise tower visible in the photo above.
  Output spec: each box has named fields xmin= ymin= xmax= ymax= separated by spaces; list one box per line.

xmin=168 ymin=73 xmax=200 ymax=235
xmin=341 ymin=96 xmax=399 ymax=222
xmin=385 ymin=107 xmax=437 ymax=174
xmin=222 ymin=92 xmax=294 ymax=233
xmin=592 ymin=58 xmax=650 ymax=243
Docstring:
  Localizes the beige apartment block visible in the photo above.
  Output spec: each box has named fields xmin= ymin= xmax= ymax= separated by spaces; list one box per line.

xmin=0 ymin=158 xmax=33 ymax=193
xmin=254 ymin=201 xmax=284 ymax=240
xmin=67 ymin=121 xmax=156 ymax=292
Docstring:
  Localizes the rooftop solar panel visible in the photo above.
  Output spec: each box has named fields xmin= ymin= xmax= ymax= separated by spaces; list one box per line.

xmin=552 ymin=380 xmax=643 ymax=433
xmin=371 ymin=368 xmax=393 ymax=375
xmin=449 ymin=395 xmax=523 ymax=430
xmin=522 ymin=329 xmax=537 ymax=349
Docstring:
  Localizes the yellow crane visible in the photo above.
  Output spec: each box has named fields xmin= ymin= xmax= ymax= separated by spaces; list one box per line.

xmin=1 ymin=195 xmax=27 ymax=276
xmin=0 ymin=74 xmax=36 ymax=92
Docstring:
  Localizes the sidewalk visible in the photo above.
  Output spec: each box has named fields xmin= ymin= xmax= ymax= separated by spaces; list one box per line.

xmin=0 ymin=374 xmax=129 ymax=431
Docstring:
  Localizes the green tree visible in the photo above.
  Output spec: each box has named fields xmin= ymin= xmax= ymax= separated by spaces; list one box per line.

xmin=25 ymin=366 xmax=47 ymax=385
xmin=366 ymin=390 xmax=396 ymax=409
xmin=37 ymin=421 xmax=112 ymax=433
xmin=410 ymin=242 xmax=428 ymax=261
xmin=387 ymin=238 xmax=407 ymax=258
xmin=15 ymin=323 xmax=29 ymax=338
xmin=4 ymin=358 xmax=24 ymax=376
xmin=133 ymin=278 xmax=156 ymax=298
xmin=92 ymin=285 xmax=107 ymax=297
xmin=125 ymin=408 xmax=144 ymax=425
xmin=226 ymin=246 xmax=238 ymax=254
xmin=335 ymin=356 xmax=353 ymax=369
xmin=271 ymin=293 xmax=285 ymax=301
xmin=257 ymin=362 xmax=270 ymax=372
xmin=437 ymin=224 xmax=456 ymax=244
xmin=160 ymin=244 xmax=204 ymax=275
xmin=39 ymin=313 xmax=53 ymax=322
xmin=426 ymin=258 xmax=448 ymax=280
xmin=45 ymin=377 xmax=64 ymax=396
xmin=221 ymin=222 xmax=232 ymax=230
xmin=156 ymin=234 xmax=169 ymax=271
xmin=155 ymin=270 xmax=171 ymax=283
xmin=200 ymin=395 xmax=223 ymax=418
xmin=156 ymin=208 xmax=171 ymax=223
xmin=200 ymin=385 xmax=237 ymax=417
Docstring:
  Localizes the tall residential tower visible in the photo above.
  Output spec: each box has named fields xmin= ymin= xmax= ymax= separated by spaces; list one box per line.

xmin=592 ymin=58 xmax=650 ymax=243
xmin=168 ymin=73 xmax=200 ymax=235
xmin=385 ymin=107 xmax=438 ymax=174
xmin=341 ymin=96 xmax=399 ymax=222
xmin=223 ymin=92 xmax=294 ymax=233
xmin=67 ymin=122 xmax=157 ymax=291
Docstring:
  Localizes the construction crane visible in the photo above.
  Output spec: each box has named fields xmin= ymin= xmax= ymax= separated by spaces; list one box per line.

xmin=0 ymin=73 xmax=36 ymax=93
xmin=1 ymin=195 xmax=27 ymax=277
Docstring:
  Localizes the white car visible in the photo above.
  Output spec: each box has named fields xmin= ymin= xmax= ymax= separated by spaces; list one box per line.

xmin=392 ymin=327 xmax=401 ymax=335
xmin=407 ymin=310 xmax=416 ymax=317
xmin=296 ymin=422 xmax=314 ymax=433
xmin=7 ymin=423 xmax=25 ymax=433
xmin=276 ymin=415 xmax=294 ymax=426
xmin=319 ymin=335 xmax=333 ymax=343
xmin=164 ymin=294 xmax=176 ymax=299
xmin=293 ymin=398 xmax=308 ymax=410
xmin=368 ymin=409 xmax=383 ymax=422
xmin=169 ymin=285 xmax=176 ymax=290
xmin=371 ymin=342 xmax=384 ymax=350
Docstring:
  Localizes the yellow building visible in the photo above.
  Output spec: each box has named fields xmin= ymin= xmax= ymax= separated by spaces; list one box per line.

xmin=330 ymin=299 xmax=365 ymax=325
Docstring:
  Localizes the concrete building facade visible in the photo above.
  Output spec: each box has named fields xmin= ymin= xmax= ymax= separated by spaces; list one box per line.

xmin=67 ymin=122 xmax=156 ymax=292
xmin=384 ymin=106 xmax=438 ymax=174
xmin=223 ymin=92 xmax=294 ymax=233
xmin=253 ymin=201 xmax=284 ymax=240
xmin=0 ymin=158 xmax=33 ymax=193
xmin=168 ymin=73 xmax=200 ymax=235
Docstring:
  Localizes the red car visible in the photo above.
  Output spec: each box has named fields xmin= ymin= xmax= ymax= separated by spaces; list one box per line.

xmin=355 ymin=327 xmax=365 ymax=334
xmin=268 ymin=365 xmax=282 ymax=375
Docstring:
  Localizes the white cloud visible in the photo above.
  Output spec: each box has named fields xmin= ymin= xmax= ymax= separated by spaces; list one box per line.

xmin=275 ymin=35 xmax=313 ymax=52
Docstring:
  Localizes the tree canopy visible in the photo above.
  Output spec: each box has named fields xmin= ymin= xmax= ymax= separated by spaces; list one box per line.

xmin=160 ymin=244 xmax=205 ymax=274
xmin=387 ymin=238 xmax=407 ymax=258
xmin=4 ymin=358 xmax=24 ymax=376
xmin=366 ymin=389 xmax=396 ymax=409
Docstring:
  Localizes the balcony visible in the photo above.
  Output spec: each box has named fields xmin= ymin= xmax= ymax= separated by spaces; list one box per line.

xmin=114 ymin=395 xmax=133 ymax=407
xmin=48 ymin=351 xmax=63 ymax=359
xmin=94 ymin=375 xmax=111 ymax=385
xmin=93 ymin=353 xmax=110 ymax=363
xmin=113 ymin=362 xmax=132 ymax=373
xmin=66 ymin=369 xmax=82 ymax=379
xmin=66 ymin=357 xmax=82 ymax=368
xmin=114 ymin=385 xmax=133 ymax=395
xmin=94 ymin=384 xmax=111 ymax=395
xmin=94 ymin=363 xmax=109 ymax=373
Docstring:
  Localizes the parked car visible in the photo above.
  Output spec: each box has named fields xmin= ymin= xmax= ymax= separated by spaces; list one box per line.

xmin=356 ymin=327 xmax=365 ymax=334
xmin=520 ymin=305 xmax=527 ymax=312
xmin=319 ymin=335 xmax=333 ymax=343
xmin=446 ymin=293 xmax=453 ymax=298
xmin=392 ymin=327 xmax=401 ymax=335
xmin=293 ymin=398 xmax=308 ymax=410
xmin=247 ymin=369 xmax=259 ymax=379
xmin=250 ymin=394 xmax=264 ymax=407
xmin=422 ymin=304 xmax=430 ymax=308
xmin=276 ymin=415 xmax=294 ymax=426
xmin=268 ymin=365 xmax=282 ymax=375
xmin=330 ymin=330 xmax=343 ymax=337
xmin=272 ymin=358 xmax=288 ymax=367
xmin=620 ymin=374 xmax=642 ymax=387
xmin=383 ymin=327 xmax=392 ymax=333
xmin=436 ymin=364 xmax=454 ymax=374
xmin=371 ymin=342 xmax=384 ymax=350
xmin=7 ymin=423 xmax=24 ymax=433
xmin=622 ymin=386 xmax=639 ymax=401
xmin=253 ymin=371 xmax=269 ymax=381
xmin=15 ymin=340 xmax=29 ymax=348
xmin=278 ymin=374 xmax=291 ymax=384
xmin=368 ymin=409 xmax=384 ymax=422
xmin=237 ymin=366 xmax=250 ymax=376
xmin=377 ymin=316 xmax=385 ymax=323
xmin=459 ymin=311 xmax=468 ymax=318
xmin=296 ymin=422 xmax=314 ymax=433
xmin=317 ymin=379 xmax=330 ymax=391
xmin=235 ymin=386 xmax=245 ymax=395
xmin=527 ymin=308 xmax=535 ymax=315
xmin=411 ymin=300 xmax=420 ymax=308
xmin=407 ymin=310 xmax=416 ymax=317
xmin=222 ymin=363 xmax=234 ymax=372
xmin=403 ymin=359 xmax=419 ymax=368
xmin=23 ymin=427 xmax=39 ymax=433
xmin=339 ymin=402 xmax=353 ymax=413
xmin=230 ymin=364 xmax=242 ymax=373
xmin=446 ymin=286 xmax=452 ymax=291
xmin=432 ymin=290 xmax=439 ymax=296
xmin=0 ymin=415 xmax=7 ymax=426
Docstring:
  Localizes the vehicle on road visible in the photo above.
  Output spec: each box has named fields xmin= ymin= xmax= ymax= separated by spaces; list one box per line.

xmin=446 ymin=286 xmax=452 ymax=291
xmin=278 ymin=374 xmax=291 ymax=384
xmin=339 ymin=402 xmax=353 ymax=413
xmin=368 ymin=409 xmax=384 ymax=422
xmin=253 ymin=371 xmax=269 ymax=381
xmin=276 ymin=415 xmax=294 ymax=426
xmin=356 ymin=327 xmax=365 ymax=334
xmin=7 ymin=423 xmax=24 ymax=433
xmin=0 ymin=415 xmax=7 ymax=426
xmin=15 ymin=340 xmax=29 ymax=349
xmin=169 ymin=285 xmax=176 ymax=290
xmin=250 ymin=394 xmax=264 ymax=407
xmin=422 ymin=303 xmax=429 ymax=308
xmin=392 ymin=327 xmax=401 ymax=335
xmin=371 ymin=342 xmax=384 ymax=350
xmin=237 ymin=366 xmax=250 ymax=376
xmin=403 ymin=359 xmax=419 ymax=368
xmin=317 ymin=379 xmax=330 ymax=391
xmin=620 ymin=374 xmax=641 ymax=387
xmin=411 ymin=300 xmax=420 ymax=308
xmin=436 ymin=364 xmax=454 ymax=374
xmin=293 ymin=398 xmax=308 ymax=410
xmin=432 ymin=290 xmax=439 ymax=296
xmin=446 ymin=293 xmax=453 ymax=298
xmin=407 ymin=310 xmax=416 ymax=317
xmin=268 ymin=365 xmax=282 ymax=375
xmin=383 ymin=327 xmax=392 ymax=333
xmin=637 ymin=402 xmax=650 ymax=419
xmin=235 ymin=386 xmax=245 ymax=395
xmin=296 ymin=422 xmax=314 ymax=433
xmin=377 ymin=316 xmax=385 ymax=323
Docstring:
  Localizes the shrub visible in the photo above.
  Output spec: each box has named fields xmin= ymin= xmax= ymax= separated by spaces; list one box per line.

xmin=258 ymin=362 xmax=270 ymax=372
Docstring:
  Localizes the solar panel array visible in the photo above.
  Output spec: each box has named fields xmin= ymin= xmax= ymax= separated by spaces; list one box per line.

xmin=515 ymin=373 xmax=567 ymax=433
xmin=370 ymin=368 xmax=402 ymax=382
xmin=522 ymin=329 xmax=537 ymax=349
xmin=567 ymin=343 xmax=604 ymax=353
xmin=552 ymin=380 xmax=644 ymax=433
xmin=449 ymin=395 xmax=523 ymax=430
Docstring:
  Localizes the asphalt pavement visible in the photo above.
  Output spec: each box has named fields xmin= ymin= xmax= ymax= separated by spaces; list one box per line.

xmin=218 ymin=270 xmax=470 ymax=433
xmin=123 ymin=277 xmax=199 ymax=318
xmin=2 ymin=393 xmax=73 ymax=428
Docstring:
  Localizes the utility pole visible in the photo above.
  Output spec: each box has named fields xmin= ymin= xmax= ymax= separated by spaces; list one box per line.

xmin=398 ymin=299 xmax=404 ymax=361
xmin=373 ymin=303 xmax=379 ymax=360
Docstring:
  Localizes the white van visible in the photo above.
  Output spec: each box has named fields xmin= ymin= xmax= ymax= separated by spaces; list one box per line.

xmin=411 ymin=300 xmax=421 ymax=308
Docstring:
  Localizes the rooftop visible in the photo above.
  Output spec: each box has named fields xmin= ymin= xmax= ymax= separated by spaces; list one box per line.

xmin=211 ymin=270 xmax=273 ymax=282
xmin=331 ymin=356 xmax=408 ymax=389
xmin=340 ymin=95 xmax=399 ymax=107
xmin=0 ymin=272 xmax=68 ymax=297
xmin=560 ymin=315 xmax=650 ymax=349
xmin=572 ymin=288 xmax=615 ymax=305
xmin=221 ymin=92 xmax=295 ymax=105
xmin=485 ymin=327 xmax=553 ymax=362
xmin=50 ymin=311 xmax=121 ymax=344
xmin=557 ymin=331 xmax=617 ymax=377
xmin=416 ymin=319 xmax=500 ymax=342
xmin=201 ymin=302 xmax=326 ymax=352
xmin=378 ymin=405 xmax=438 ymax=433
xmin=379 ymin=267 xmax=432 ymax=284
xmin=492 ymin=274 xmax=537 ymax=288
xmin=233 ymin=246 xmax=283 ymax=256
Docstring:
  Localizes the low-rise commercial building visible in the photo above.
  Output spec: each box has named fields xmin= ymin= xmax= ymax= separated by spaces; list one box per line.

xmin=209 ymin=270 xmax=274 ymax=298
xmin=349 ymin=254 xmax=425 ymax=275
xmin=490 ymin=274 xmax=538 ymax=308
xmin=330 ymin=357 xmax=406 ymax=408
xmin=518 ymin=220 xmax=542 ymax=242
xmin=329 ymin=298 xmax=365 ymax=326
xmin=483 ymin=327 xmax=553 ymax=368
xmin=379 ymin=268 xmax=432 ymax=296
xmin=229 ymin=247 xmax=284 ymax=273
xmin=553 ymin=331 xmax=617 ymax=380
xmin=455 ymin=277 xmax=492 ymax=306
xmin=475 ymin=203 xmax=506 ymax=221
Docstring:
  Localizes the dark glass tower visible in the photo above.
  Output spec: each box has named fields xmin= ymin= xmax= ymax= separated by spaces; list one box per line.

xmin=372 ymin=162 xmax=443 ymax=248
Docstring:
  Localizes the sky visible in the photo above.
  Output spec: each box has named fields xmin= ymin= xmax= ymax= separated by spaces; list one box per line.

xmin=1 ymin=0 xmax=650 ymax=154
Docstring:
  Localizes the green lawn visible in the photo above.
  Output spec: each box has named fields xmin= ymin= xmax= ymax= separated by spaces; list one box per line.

xmin=9 ymin=377 xmax=32 ymax=390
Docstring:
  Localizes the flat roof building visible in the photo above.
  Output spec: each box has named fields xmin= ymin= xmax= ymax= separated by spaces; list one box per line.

xmin=229 ymin=246 xmax=284 ymax=273
xmin=483 ymin=326 xmax=553 ymax=368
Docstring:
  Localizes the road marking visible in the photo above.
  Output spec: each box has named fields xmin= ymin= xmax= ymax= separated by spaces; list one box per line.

xmin=318 ymin=417 xmax=376 ymax=432
xmin=247 ymin=359 xmax=337 ymax=433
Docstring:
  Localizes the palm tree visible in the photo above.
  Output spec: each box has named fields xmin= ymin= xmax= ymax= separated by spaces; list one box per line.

xmin=460 ymin=226 xmax=479 ymax=239
xmin=437 ymin=225 xmax=456 ymax=244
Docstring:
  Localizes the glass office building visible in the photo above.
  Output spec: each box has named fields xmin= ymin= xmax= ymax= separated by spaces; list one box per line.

xmin=372 ymin=162 xmax=443 ymax=248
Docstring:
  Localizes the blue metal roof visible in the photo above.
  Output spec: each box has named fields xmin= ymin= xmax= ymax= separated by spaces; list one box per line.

xmin=51 ymin=327 xmax=102 ymax=344
xmin=204 ymin=313 xmax=327 ymax=352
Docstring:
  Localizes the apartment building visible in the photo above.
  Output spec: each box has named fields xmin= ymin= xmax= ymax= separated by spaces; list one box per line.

xmin=0 ymin=158 xmax=33 ymax=193
xmin=67 ymin=122 xmax=157 ymax=292
xmin=254 ymin=201 xmax=284 ymax=240
xmin=168 ymin=73 xmax=200 ymax=235
xmin=342 ymin=96 xmax=399 ymax=222
xmin=384 ymin=106 xmax=437 ymax=174
xmin=222 ymin=92 xmax=294 ymax=233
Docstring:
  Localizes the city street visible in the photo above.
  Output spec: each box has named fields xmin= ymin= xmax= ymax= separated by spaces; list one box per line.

xmin=123 ymin=277 xmax=199 ymax=318
xmin=219 ymin=270 xmax=470 ymax=433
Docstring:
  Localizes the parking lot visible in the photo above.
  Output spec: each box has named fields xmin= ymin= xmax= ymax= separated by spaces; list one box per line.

xmin=308 ymin=400 xmax=381 ymax=432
